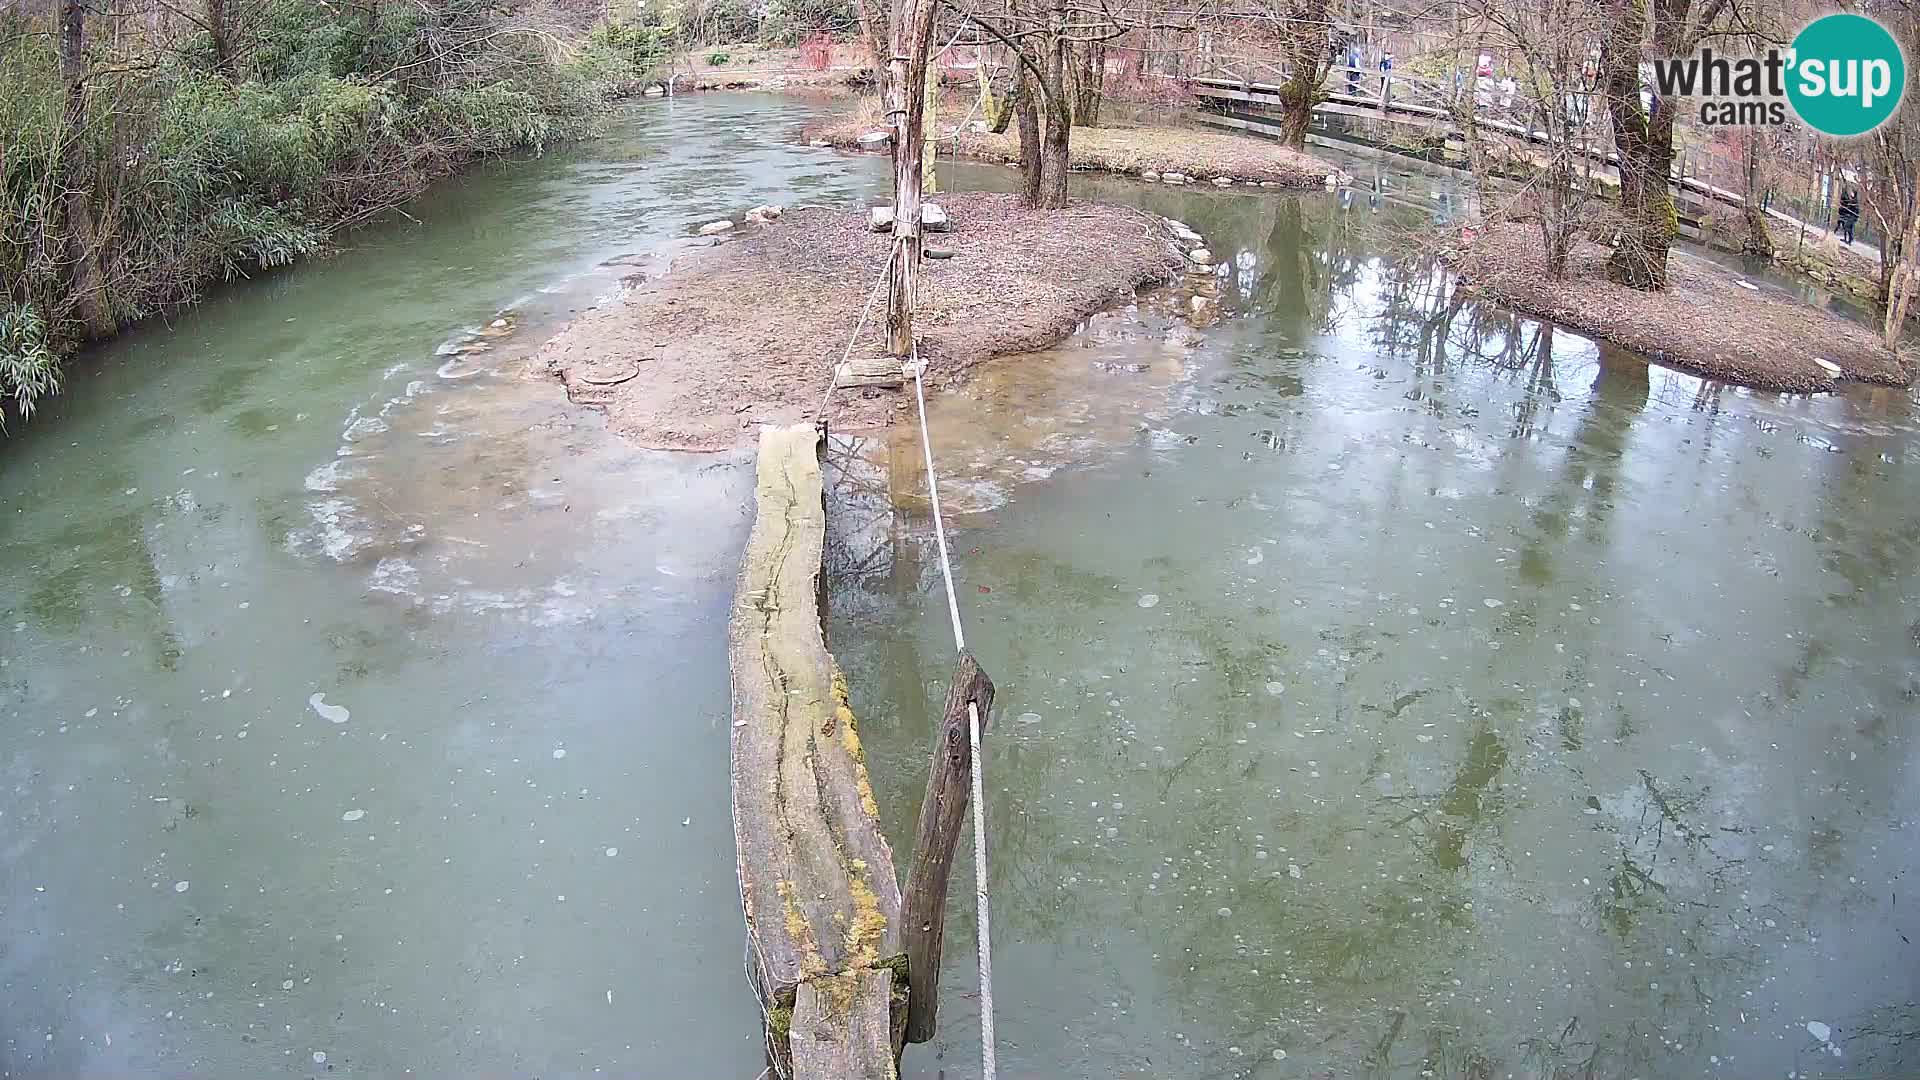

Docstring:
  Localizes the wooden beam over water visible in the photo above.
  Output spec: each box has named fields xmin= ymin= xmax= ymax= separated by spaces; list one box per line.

xmin=729 ymin=423 xmax=905 ymax=1079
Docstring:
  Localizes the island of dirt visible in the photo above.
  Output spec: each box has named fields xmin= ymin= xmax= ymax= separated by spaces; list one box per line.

xmin=1452 ymin=223 xmax=1913 ymax=394
xmin=539 ymin=192 xmax=1189 ymax=450
xmin=803 ymin=101 xmax=1341 ymax=189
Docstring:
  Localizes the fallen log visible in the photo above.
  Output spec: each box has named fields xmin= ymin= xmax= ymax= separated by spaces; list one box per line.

xmin=729 ymin=423 xmax=905 ymax=1078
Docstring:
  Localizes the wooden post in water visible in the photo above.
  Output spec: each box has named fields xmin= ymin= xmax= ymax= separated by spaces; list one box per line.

xmin=899 ymin=651 xmax=995 ymax=1044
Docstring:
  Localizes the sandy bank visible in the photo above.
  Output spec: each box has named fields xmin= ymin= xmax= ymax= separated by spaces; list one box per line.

xmin=1451 ymin=223 xmax=1912 ymax=394
xmin=803 ymin=107 xmax=1342 ymax=190
xmin=539 ymin=192 xmax=1189 ymax=450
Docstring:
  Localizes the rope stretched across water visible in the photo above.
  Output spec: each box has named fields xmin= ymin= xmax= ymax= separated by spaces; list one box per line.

xmin=909 ymin=339 xmax=998 ymax=1080
xmin=815 ymin=246 xmax=900 ymax=422
xmin=811 ymin=199 xmax=997 ymax=1080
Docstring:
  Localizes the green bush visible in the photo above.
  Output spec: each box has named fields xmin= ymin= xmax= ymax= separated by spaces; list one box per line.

xmin=706 ymin=50 xmax=732 ymax=66
xmin=585 ymin=14 xmax=677 ymax=83
xmin=0 ymin=305 xmax=58 ymax=427
xmin=0 ymin=3 xmax=635 ymax=422
xmin=756 ymin=0 xmax=857 ymax=47
xmin=681 ymin=0 xmax=757 ymax=43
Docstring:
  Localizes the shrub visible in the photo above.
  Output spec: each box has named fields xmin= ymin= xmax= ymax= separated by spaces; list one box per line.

xmin=584 ymin=13 xmax=677 ymax=83
xmin=707 ymin=50 xmax=732 ymax=65
xmin=0 ymin=305 xmax=59 ymax=426
xmin=0 ymin=2 xmax=634 ymax=423
xmin=758 ymin=0 xmax=856 ymax=46
xmin=678 ymin=0 xmax=758 ymax=44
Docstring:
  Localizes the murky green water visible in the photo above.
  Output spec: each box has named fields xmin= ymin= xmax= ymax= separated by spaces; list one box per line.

xmin=0 ymin=94 xmax=882 ymax=1076
xmin=834 ymin=178 xmax=1920 ymax=1079
xmin=6 ymin=92 xmax=1916 ymax=1080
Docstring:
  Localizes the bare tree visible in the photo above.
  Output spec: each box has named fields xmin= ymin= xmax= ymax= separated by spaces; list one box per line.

xmin=953 ymin=0 xmax=1195 ymax=207
xmin=1460 ymin=0 xmax=1607 ymax=276
xmin=1859 ymin=7 xmax=1917 ymax=347
xmin=881 ymin=0 xmax=939 ymax=356
xmin=1268 ymin=0 xmax=1335 ymax=147
xmin=1598 ymin=0 xmax=1740 ymax=289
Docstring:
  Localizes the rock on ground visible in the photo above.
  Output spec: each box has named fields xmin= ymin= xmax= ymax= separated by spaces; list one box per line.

xmin=539 ymin=193 xmax=1186 ymax=450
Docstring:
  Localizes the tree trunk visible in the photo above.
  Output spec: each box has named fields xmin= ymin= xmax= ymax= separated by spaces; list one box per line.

xmin=1275 ymin=0 xmax=1329 ymax=149
xmin=207 ymin=0 xmax=236 ymax=76
xmin=362 ymin=0 xmax=383 ymax=64
xmin=883 ymin=0 xmax=938 ymax=358
xmin=1740 ymin=130 xmax=1772 ymax=256
xmin=1602 ymin=0 xmax=1679 ymax=289
xmin=1032 ymin=0 xmax=1070 ymax=208
xmin=852 ymin=0 xmax=892 ymax=79
xmin=1012 ymin=66 xmax=1043 ymax=207
xmin=1037 ymin=111 xmax=1068 ymax=207
xmin=1886 ymin=205 xmax=1919 ymax=349
xmin=1068 ymin=40 xmax=1102 ymax=126
xmin=59 ymin=0 xmax=114 ymax=341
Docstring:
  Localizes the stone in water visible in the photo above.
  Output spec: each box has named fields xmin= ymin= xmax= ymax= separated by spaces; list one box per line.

xmin=1807 ymin=1021 xmax=1831 ymax=1043
xmin=1265 ymin=681 xmax=1285 ymax=696
xmin=341 ymin=809 xmax=365 ymax=822
xmin=173 ymin=880 xmax=190 ymax=893
xmin=1138 ymin=593 xmax=1160 ymax=608
xmin=308 ymin=693 xmax=349 ymax=724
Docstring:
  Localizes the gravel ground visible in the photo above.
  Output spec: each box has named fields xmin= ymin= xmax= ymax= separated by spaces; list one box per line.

xmin=1453 ymin=223 xmax=1913 ymax=393
xmin=805 ymin=106 xmax=1341 ymax=189
xmin=538 ymin=193 xmax=1186 ymax=450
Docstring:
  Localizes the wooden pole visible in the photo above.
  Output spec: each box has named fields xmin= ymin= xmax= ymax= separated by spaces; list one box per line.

xmin=886 ymin=0 xmax=939 ymax=360
xmin=900 ymin=651 xmax=995 ymax=1044
xmin=924 ymin=50 xmax=939 ymax=195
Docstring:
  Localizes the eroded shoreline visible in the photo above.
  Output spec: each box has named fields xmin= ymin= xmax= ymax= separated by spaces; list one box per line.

xmin=538 ymin=192 xmax=1198 ymax=450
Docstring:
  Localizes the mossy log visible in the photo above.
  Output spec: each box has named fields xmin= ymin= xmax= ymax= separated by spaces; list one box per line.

xmin=730 ymin=424 xmax=905 ymax=1078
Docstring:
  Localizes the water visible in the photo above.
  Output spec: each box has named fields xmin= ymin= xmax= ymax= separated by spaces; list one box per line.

xmin=5 ymin=93 xmax=1916 ymax=1079
xmin=831 ymin=179 xmax=1920 ymax=1078
xmin=0 ymin=94 xmax=882 ymax=1076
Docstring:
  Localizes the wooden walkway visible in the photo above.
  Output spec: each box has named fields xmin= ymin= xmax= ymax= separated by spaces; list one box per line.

xmin=1190 ymin=64 xmax=1840 ymax=238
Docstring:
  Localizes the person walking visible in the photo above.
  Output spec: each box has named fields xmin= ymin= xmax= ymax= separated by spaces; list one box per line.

xmin=1837 ymin=187 xmax=1860 ymax=245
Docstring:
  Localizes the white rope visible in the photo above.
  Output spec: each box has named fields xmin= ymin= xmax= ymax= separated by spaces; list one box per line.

xmin=966 ymin=699 xmax=996 ymax=1079
xmin=910 ymin=345 xmax=966 ymax=652
xmin=908 ymin=340 xmax=996 ymax=1080
xmin=817 ymin=247 xmax=900 ymax=421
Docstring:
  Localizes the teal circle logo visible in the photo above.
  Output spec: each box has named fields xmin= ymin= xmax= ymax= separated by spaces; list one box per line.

xmin=1786 ymin=13 xmax=1906 ymax=137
